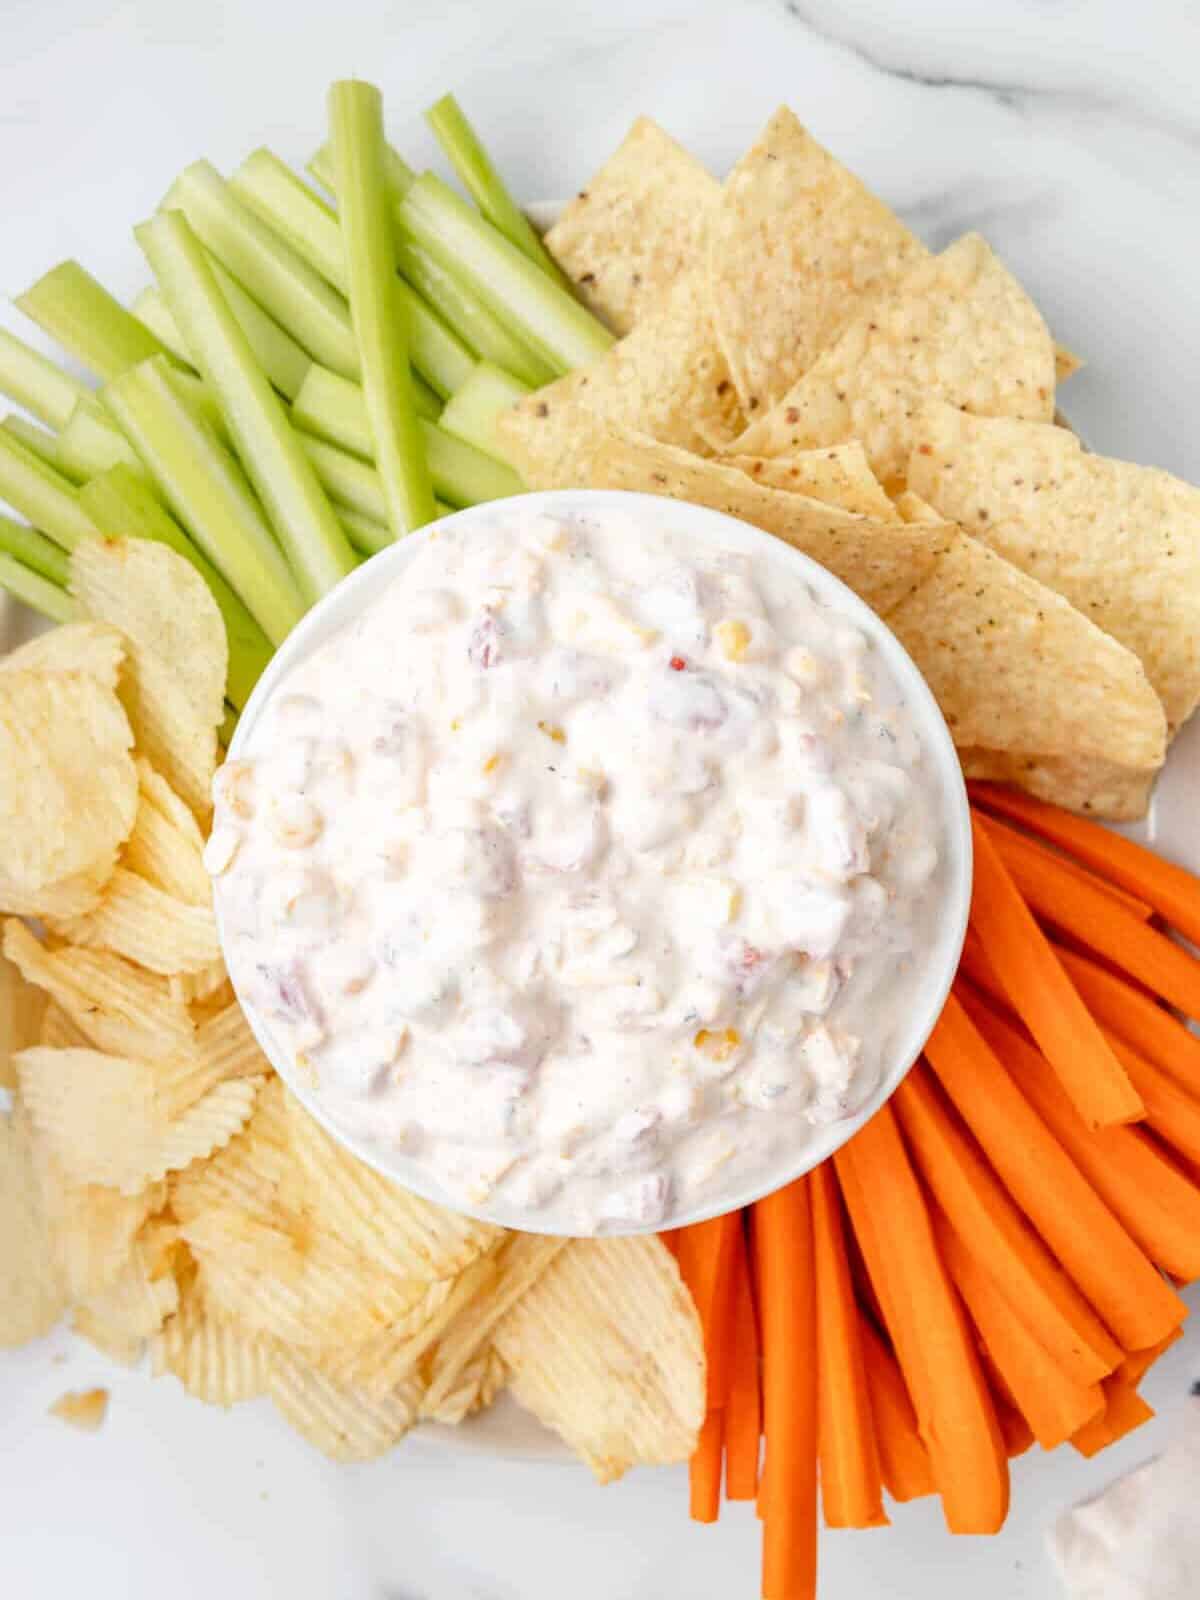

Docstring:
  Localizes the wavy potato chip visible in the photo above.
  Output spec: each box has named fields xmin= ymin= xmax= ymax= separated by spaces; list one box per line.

xmin=907 ymin=403 xmax=1200 ymax=731
xmin=0 ymin=862 xmax=116 ymax=921
xmin=150 ymin=1281 xmax=274 ymax=1407
xmin=543 ymin=117 xmax=718 ymax=336
xmin=169 ymin=958 xmax=228 ymax=1008
xmin=495 ymin=1236 xmax=705 ymax=1482
xmin=315 ymin=1273 xmax=462 ymax=1395
xmin=0 ymin=950 xmax=46 ymax=1091
xmin=421 ymin=1343 xmax=508 ymax=1427
xmin=267 ymin=1347 xmax=423 ymax=1462
xmin=124 ymin=788 xmax=212 ymax=908
xmin=170 ymin=1075 xmax=292 ymax=1226
xmin=731 ymin=233 xmax=1055 ymax=484
xmin=38 ymin=1000 xmax=89 ymax=1049
xmin=51 ymin=867 xmax=221 ymax=977
xmin=0 ymin=1106 xmax=68 ymax=1347
xmin=1 ymin=620 xmax=125 ymax=689
xmin=48 ymin=1388 xmax=109 ymax=1431
xmin=32 ymin=1131 xmax=164 ymax=1301
xmin=722 ymin=443 xmax=898 ymax=521
xmin=135 ymin=759 xmax=206 ymax=852
xmin=72 ymin=1237 xmax=179 ymax=1366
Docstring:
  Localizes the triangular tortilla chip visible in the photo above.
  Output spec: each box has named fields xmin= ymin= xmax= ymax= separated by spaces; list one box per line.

xmin=908 ymin=403 xmax=1200 ymax=732
xmin=543 ymin=118 xmax=718 ymax=336
xmin=723 ymin=443 xmax=897 ymax=520
xmin=729 ymin=234 xmax=1055 ymax=486
xmin=707 ymin=107 xmax=927 ymax=414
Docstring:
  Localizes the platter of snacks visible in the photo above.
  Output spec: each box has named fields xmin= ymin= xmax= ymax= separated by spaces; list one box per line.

xmin=3 ymin=78 xmax=1200 ymax=1600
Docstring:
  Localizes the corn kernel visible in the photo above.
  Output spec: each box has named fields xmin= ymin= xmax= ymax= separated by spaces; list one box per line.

xmin=693 ymin=1027 xmax=742 ymax=1063
xmin=715 ymin=619 xmax=752 ymax=662
xmin=538 ymin=720 xmax=566 ymax=745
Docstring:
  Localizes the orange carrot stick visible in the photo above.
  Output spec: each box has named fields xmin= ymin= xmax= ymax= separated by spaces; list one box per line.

xmin=754 ymin=1177 xmax=818 ymax=1599
xmin=1071 ymin=1378 xmax=1155 ymax=1459
xmin=724 ymin=1222 xmax=762 ymax=1503
xmin=968 ymin=815 xmax=1143 ymax=1127
xmin=689 ymin=1408 xmax=725 ymax=1523
xmin=1106 ymin=1032 xmax=1200 ymax=1167
xmin=856 ymin=1313 xmax=936 ymax=1502
xmin=935 ymin=1213 xmax=1106 ymax=1449
xmin=981 ymin=813 xmax=1200 ymax=1021
xmin=1055 ymin=946 xmax=1200 ymax=1094
xmin=676 ymin=1212 xmax=740 ymax=1524
xmin=971 ymin=807 xmax=1154 ymax=920
xmin=959 ymin=988 xmax=1200 ymax=1289
xmin=1117 ymin=1327 xmax=1183 ymax=1387
xmin=996 ymin=1402 xmax=1036 ymax=1460
xmin=930 ymin=991 xmax=1189 ymax=1346
xmin=834 ymin=1109 xmax=1009 ymax=1535
xmin=970 ymin=780 xmax=1200 ymax=947
xmin=811 ymin=1162 xmax=888 ymax=1529
xmin=893 ymin=1064 xmax=1121 ymax=1385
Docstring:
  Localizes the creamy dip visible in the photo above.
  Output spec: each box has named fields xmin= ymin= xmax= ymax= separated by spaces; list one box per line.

xmin=210 ymin=502 xmax=946 ymax=1232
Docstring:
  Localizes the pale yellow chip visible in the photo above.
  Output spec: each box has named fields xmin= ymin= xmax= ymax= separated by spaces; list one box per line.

xmin=72 ymin=1237 xmax=180 ymax=1366
xmin=0 ymin=1105 xmax=67 ymax=1347
xmin=587 ymin=432 xmax=944 ymax=615
xmin=888 ymin=530 xmax=1166 ymax=817
xmin=124 ymin=786 xmax=212 ymax=908
xmin=38 ymin=1000 xmax=89 ymax=1049
xmin=135 ymin=759 xmax=206 ymax=852
xmin=284 ymin=1089 xmax=502 ymax=1284
xmin=169 ymin=958 xmax=228 ymax=1008
xmin=0 ymin=862 xmax=115 ymax=921
xmin=1 ymin=621 xmax=125 ymax=689
xmin=267 ymin=1347 xmax=422 ymax=1463
xmin=494 ymin=1236 xmax=705 ymax=1482
xmin=496 ymin=271 xmax=744 ymax=490
xmin=907 ymin=403 xmax=1200 ymax=731
xmin=707 ymin=107 xmax=927 ymax=414
xmin=892 ymin=489 xmax=942 ymax=524
xmin=421 ymin=1343 xmax=508 ymax=1427
xmin=49 ymin=1388 xmax=109 ymax=1431
xmin=0 ymin=950 xmax=46 ymax=1091
xmin=730 ymin=233 xmax=1055 ymax=486
xmin=170 ymin=1075 xmax=292 ymax=1227
xmin=722 ymin=443 xmax=898 ymax=520
xmin=50 ymin=867 xmax=221 ymax=977
xmin=4 ymin=920 xmax=196 ymax=1062
xmin=316 ymin=1271 xmax=475 ymax=1399
xmin=1055 ymin=343 xmax=1083 ymax=383
xmin=32 ymin=1130 xmax=164 ymax=1301
xmin=150 ymin=1281 xmax=273 ymax=1407
xmin=0 ymin=669 xmax=136 ymax=907
xmin=543 ymin=117 xmax=719 ymax=336
xmin=71 ymin=538 xmax=225 ymax=821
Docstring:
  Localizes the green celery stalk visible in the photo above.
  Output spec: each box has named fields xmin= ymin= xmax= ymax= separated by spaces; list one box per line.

xmin=103 ymin=355 xmax=305 ymax=646
xmin=309 ymin=138 xmax=415 ymax=202
xmin=300 ymin=417 xmax=521 ymax=516
xmin=425 ymin=94 xmax=565 ymax=284
xmin=438 ymin=362 xmax=530 ymax=462
xmin=329 ymin=80 xmax=436 ymax=537
xmin=0 ymin=326 xmax=95 ymax=430
xmin=164 ymin=161 xmax=359 ymax=379
xmin=58 ymin=402 xmax=147 ymax=481
xmin=17 ymin=260 xmax=173 ymax=380
xmin=298 ymin=432 xmax=385 ymax=522
xmin=131 ymin=287 xmax=194 ymax=365
xmin=397 ymin=173 xmax=613 ymax=374
xmin=337 ymin=504 xmax=392 ymax=556
xmin=0 ymin=552 xmax=75 ymax=622
xmin=0 ymin=427 xmax=98 ymax=550
xmin=395 ymin=239 xmax=555 ymax=388
xmin=0 ymin=415 xmax=76 ymax=480
xmin=137 ymin=209 xmax=357 ymax=600
xmin=292 ymin=364 xmax=437 ymax=459
xmin=80 ymin=464 xmax=273 ymax=708
xmin=395 ymin=279 xmax=477 ymax=399
xmin=0 ymin=511 xmax=71 ymax=585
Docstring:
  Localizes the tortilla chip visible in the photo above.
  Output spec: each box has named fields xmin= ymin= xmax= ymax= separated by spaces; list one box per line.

xmin=496 ymin=272 xmax=744 ymax=490
xmin=707 ymin=107 xmax=927 ymax=414
xmin=887 ymin=531 xmax=1166 ymax=816
xmin=907 ymin=404 xmax=1200 ymax=731
xmin=543 ymin=118 xmax=718 ymax=335
xmin=723 ymin=443 xmax=898 ymax=520
xmin=1054 ymin=344 xmax=1083 ymax=384
xmin=959 ymin=748 xmax=1156 ymax=823
xmin=730 ymin=233 xmax=1055 ymax=486
xmin=587 ymin=432 xmax=943 ymax=615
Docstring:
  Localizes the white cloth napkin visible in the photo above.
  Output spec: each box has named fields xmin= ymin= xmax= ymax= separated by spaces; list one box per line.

xmin=1049 ymin=1391 xmax=1200 ymax=1599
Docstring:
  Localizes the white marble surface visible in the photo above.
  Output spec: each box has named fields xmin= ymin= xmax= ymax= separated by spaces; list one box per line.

xmin=3 ymin=1 xmax=1200 ymax=1595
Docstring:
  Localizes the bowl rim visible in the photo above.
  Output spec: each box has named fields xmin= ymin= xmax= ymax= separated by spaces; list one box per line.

xmin=219 ymin=487 xmax=973 ymax=1236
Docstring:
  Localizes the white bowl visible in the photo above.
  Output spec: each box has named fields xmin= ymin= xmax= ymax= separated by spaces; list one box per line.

xmin=218 ymin=488 xmax=972 ymax=1235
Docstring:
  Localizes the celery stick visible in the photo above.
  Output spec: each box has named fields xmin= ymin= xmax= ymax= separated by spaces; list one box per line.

xmin=0 ymin=326 xmax=94 ymax=430
xmin=58 ymin=402 xmax=147 ymax=481
xmin=0 ymin=552 xmax=75 ymax=622
xmin=138 ymin=210 xmax=357 ymax=600
xmin=301 ymin=417 xmax=520 ymax=516
xmin=439 ymin=362 xmax=530 ymax=463
xmin=80 ymin=464 xmax=273 ymax=708
xmin=17 ymin=260 xmax=172 ymax=380
xmin=0 ymin=415 xmax=76 ymax=480
xmin=395 ymin=280 xmax=475 ymax=399
xmin=425 ymin=94 xmax=565 ymax=284
xmin=309 ymin=139 xmax=415 ymax=203
xmin=103 ymin=356 xmax=305 ymax=645
xmin=131 ymin=287 xmax=194 ymax=365
xmin=337 ymin=504 xmax=391 ymax=556
xmin=0 ymin=512 xmax=71 ymax=585
xmin=398 ymin=174 xmax=613 ymax=374
xmin=298 ymin=431 xmax=386 ymax=523
xmin=164 ymin=161 xmax=359 ymax=379
xmin=395 ymin=239 xmax=555 ymax=388
xmin=329 ymin=80 xmax=436 ymax=537
xmin=293 ymin=364 xmax=436 ymax=459
xmin=0 ymin=428 xmax=97 ymax=551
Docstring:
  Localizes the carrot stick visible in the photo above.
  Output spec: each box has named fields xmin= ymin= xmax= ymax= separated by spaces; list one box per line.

xmin=980 ymin=813 xmax=1200 ymax=1021
xmin=689 ymin=1408 xmax=724 ymax=1523
xmin=997 ymin=1402 xmax=1036 ymax=1460
xmin=811 ymin=1162 xmax=888 ymax=1529
xmin=958 ymin=987 xmax=1200 ymax=1289
xmin=1071 ymin=1378 xmax=1155 ymax=1459
xmin=929 ymin=991 xmax=1189 ymax=1346
xmin=754 ymin=1177 xmax=818 ymax=1600
xmin=970 ymin=780 xmax=1200 ymax=947
xmin=1055 ymin=946 xmax=1200 ymax=1094
xmin=724 ymin=1221 xmax=762 ymax=1503
xmin=1106 ymin=1032 xmax=1200 ymax=1167
xmin=1117 ymin=1327 xmax=1183 ymax=1387
xmin=935 ymin=1213 xmax=1106 ymax=1449
xmin=856 ymin=1314 xmax=936 ymax=1502
xmin=893 ymin=1064 xmax=1121 ymax=1385
xmin=968 ymin=815 xmax=1143 ymax=1128
xmin=970 ymin=807 xmax=1155 ymax=921
xmin=834 ymin=1109 xmax=1009 ymax=1535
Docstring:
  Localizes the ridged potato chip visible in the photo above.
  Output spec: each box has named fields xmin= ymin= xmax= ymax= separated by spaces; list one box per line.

xmin=150 ymin=1281 xmax=273 ymax=1407
xmin=494 ymin=1236 xmax=704 ymax=1483
xmin=0 ymin=862 xmax=116 ymax=921
xmin=72 ymin=1237 xmax=179 ymax=1366
xmin=31 ymin=1131 xmax=164 ymax=1301
xmin=124 ymin=788 xmax=212 ymax=908
xmin=267 ymin=1347 xmax=423 ymax=1462
xmin=48 ymin=1388 xmax=109 ymax=1431
xmin=421 ymin=1343 xmax=508 ymax=1426
xmin=315 ymin=1274 xmax=459 ymax=1394
xmin=38 ymin=1000 xmax=90 ymax=1049
xmin=0 ymin=1105 xmax=67 ymax=1347
xmin=51 ymin=867 xmax=221 ymax=977
xmin=0 ymin=949 xmax=46 ymax=1091
xmin=1 ymin=620 xmax=125 ymax=689
xmin=135 ymin=759 xmax=206 ymax=851
xmin=170 ymin=1075 xmax=292 ymax=1226
xmin=722 ymin=443 xmax=898 ymax=521
xmin=169 ymin=959 xmax=228 ymax=1007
